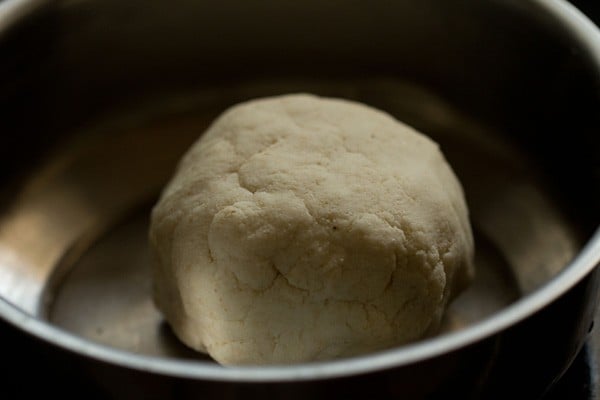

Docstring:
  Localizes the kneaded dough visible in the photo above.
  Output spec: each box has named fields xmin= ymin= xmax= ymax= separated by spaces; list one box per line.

xmin=149 ymin=94 xmax=474 ymax=365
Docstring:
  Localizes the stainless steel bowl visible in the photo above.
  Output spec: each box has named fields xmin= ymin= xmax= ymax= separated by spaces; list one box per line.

xmin=1 ymin=0 xmax=599 ymax=398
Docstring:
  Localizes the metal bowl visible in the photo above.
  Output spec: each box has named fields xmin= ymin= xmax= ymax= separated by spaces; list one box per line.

xmin=1 ymin=0 xmax=599 ymax=398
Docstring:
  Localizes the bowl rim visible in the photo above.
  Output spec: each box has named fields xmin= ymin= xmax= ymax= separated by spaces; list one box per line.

xmin=1 ymin=0 xmax=599 ymax=382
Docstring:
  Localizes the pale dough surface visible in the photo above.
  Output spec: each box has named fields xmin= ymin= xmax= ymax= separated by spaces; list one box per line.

xmin=149 ymin=94 xmax=474 ymax=365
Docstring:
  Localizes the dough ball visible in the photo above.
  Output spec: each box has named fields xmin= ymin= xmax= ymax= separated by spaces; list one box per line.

xmin=149 ymin=94 xmax=474 ymax=365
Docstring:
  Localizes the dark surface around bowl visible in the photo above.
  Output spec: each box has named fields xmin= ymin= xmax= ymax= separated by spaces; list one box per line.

xmin=1 ymin=0 xmax=600 ymax=399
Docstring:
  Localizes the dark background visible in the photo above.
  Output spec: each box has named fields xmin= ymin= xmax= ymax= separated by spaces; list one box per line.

xmin=570 ymin=0 xmax=600 ymax=26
